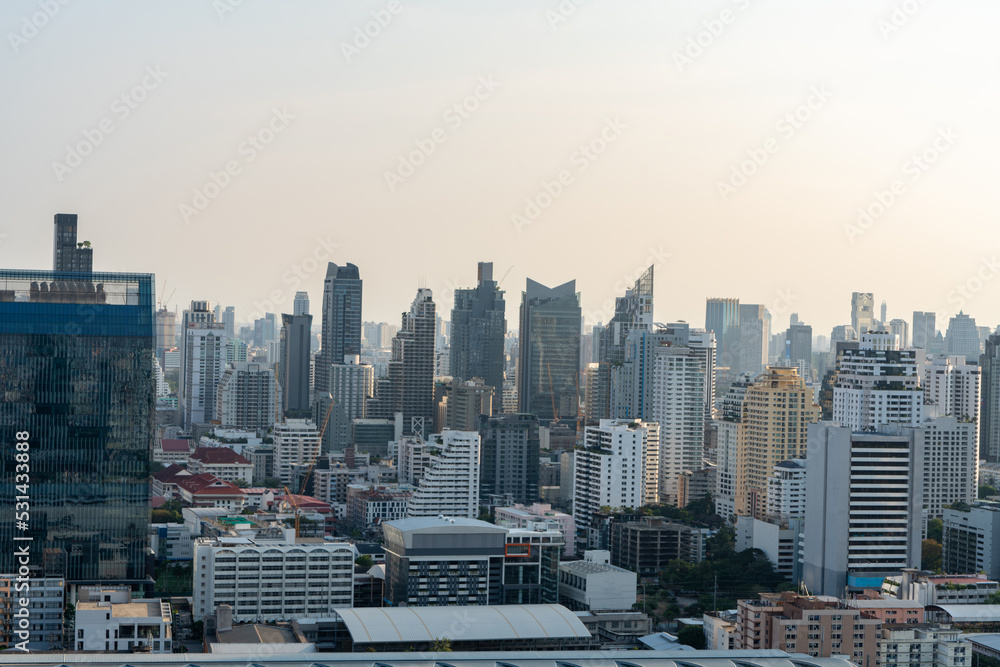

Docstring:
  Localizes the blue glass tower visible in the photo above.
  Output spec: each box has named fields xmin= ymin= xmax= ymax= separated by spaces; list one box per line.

xmin=0 ymin=270 xmax=155 ymax=585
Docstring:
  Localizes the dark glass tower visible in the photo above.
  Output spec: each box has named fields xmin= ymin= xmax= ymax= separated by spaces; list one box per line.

xmin=517 ymin=279 xmax=581 ymax=428
xmin=279 ymin=313 xmax=313 ymax=416
xmin=385 ymin=289 xmax=436 ymax=436
xmin=52 ymin=213 xmax=93 ymax=273
xmin=449 ymin=261 xmax=506 ymax=391
xmin=0 ymin=270 xmax=155 ymax=585
xmin=598 ymin=264 xmax=653 ymax=365
xmin=316 ymin=263 xmax=362 ymax=396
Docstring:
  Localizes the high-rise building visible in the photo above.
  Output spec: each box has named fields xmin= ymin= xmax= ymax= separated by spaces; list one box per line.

xmin=317 ymin=263 xmax=362 ymax=397
xmin=832 ymin=332 xmax=923 ymax=431
xmin=785 ymin=323 xmax=812 ymax=371
xmin=889 ymin=318 xmax=909 ymax=348
xmin=327 ymin=356 xmax=374 ymax=448
xmin=273 ymin=419 xmax=321 ymax=486
xmin=584 ymin=361 xmax=612 ymax=423
xmin=912 ymin=311 xmax=937 ymax=350
xmin=0 ymin=270 xmax=154 ymax=584
xmin=765 ymin=459 xmax=807 ymax=520
xmin=279 ymin=313 xmax=312 ymax=416
xmin=449 ymin=261 xmax=506 ymax=392
xmin=216 ymin=362 xmax=278 ymax=432
xmin=736 ymin=366 xmax=820 ymax=519
xmin=714 ymin=373 xmax=753 ymax=521
xmin=706 ymin=297 xmax=740 ymax=375
xmin=880 ymin=300 xmax=888 ymax=327
xmin=479 ymin=413 xmax=540 ymax=504
xmin=599 ymin=265 xmax=654 ymax=365
xmin=179 ymin=300 xmax=215 ymax=399
xmin=982 ymin=332 xmax=1000 ymax=462
xmin=894 ymin=417 xmax=977 ymax=520
xmin=225 ymin=337 xmax=248 ymax=364
xmin=851 ymin=292 xmax=874 ymax=335
xmin=293 ymin=291 xmax=309 ymax=316
xmin=923 ymin=355 xmax=980 ymax=424
xmin=517 ymin=279 xmax=581 ymax=428
xmin=382 ymin=288 xmax=436 ymax=436
xmin=803 ymin=422 xmax=923 ymax=596
xmin=222 ymin=305 xmax=235 ymax=337
xmin=946 ymin=311 xmax=981 ymax=363
xmin=446 ymin=377 xmax=493 ymax=431
xmin=183 ymin=321 xmax=228 ymax=429
xmin=573 ymin=419 xmax=660 ymax=549
xmin=649 ymin=328 xmax=716 ymax=505
xmin=405 ymin=430 xmax=480 ymax=519
xmin=737 ymin=304 xmax=770 ymax=376
xmin=943 ymin=503 xmax=1000 ymax=580
xmin=155 ymin=308 xmax=176 ymax=364
xmin=52 ymin=213 xmax=93 ymax=272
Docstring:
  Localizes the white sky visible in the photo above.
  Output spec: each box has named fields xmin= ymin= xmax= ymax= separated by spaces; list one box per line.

xmin=1 ymin=0 xmax=998 ymax=336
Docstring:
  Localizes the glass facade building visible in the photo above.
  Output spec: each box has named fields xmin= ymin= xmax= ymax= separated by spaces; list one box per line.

xmin=449 ymin=261 xmax=506 ymax=392
xmin=316 ymin=263 xmax=362 ymax=395
xmin=0 ymin=270 xmax=155 ymax=585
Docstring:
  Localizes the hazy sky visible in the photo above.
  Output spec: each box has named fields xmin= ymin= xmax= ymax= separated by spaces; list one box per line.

xmin=2 ymin=0 xmax=998 ymax=337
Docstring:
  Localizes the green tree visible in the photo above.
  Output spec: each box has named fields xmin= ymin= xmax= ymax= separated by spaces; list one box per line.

xmin=356 ymin=554 xmax=374 ymax=568
xmin=430 ymin=637 xmax=453 ymax=652
xmin=233 ymin=479 xmax=249 ymax=488
xmin=922 ymin=539 xmax=943 ymax=571
xmin=985 ymin=590 xmax=1000 ymax=605
xmin=980 ymin=485 xmax=998 ymax=499
xmin=263 ymin=477 xmax=282 ymax=488
xmin=927 ymin=518 xmax=943 ymax=543
xmin=677 ymin=625 xmax=706 ymax=650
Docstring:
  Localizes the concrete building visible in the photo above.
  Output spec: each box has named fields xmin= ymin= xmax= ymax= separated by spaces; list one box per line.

xmin=0 ymin=575 xmax=64 ymax=650
xmin=405 ymin=430 xmax=481 ymax=519
xmin=184 ymin=320 xmax=229 ymax=429
xmin=351 ymin=417 xmax=399 ymax=458
xmin=946 ymin=311 xmax=981 ymax=363
xmin=77 ymin=598 xmax=172 ymax=652
xmin=316 ymin=263 xmax=362 ymax=402
xmin=449 ymin=261 xmax=506 ymax=393
xmin=52 ymin=212 xmax=93 ymax=271
xmin=714 ymin=373 xmax=753 ymax=521
xmin=923 ymin=355 xmax=980 ymax=424
xmin=496 ymin=502 xmax=576 ymax=558
xmin=736 ymin=515 xmax=803 ymax=582
xmin=890 ymin=319 xmax=910 ymax=348
xmin=943 ymin=503 xmax=1000 ymax=580
xmin=479 ymin=413 xmax=540 ymax=505
xmin=737 ymin=303 xmax=770 ymax=376
xmin=216 ymin=362 xmax=278 ymax=433
xmin=766 ymin=459 xmax=807 ymax=519
xmin=851 ymin=292 xmax=875 ymax=336
xmin=558 ymin=550 xmax=636 ymax=612
xmin=573 ymin=419 xmax=660 ymax=550
xmin=447 ymin=377 xmax=494 ymax=431
xmin=154 ymin=438 xmax=192 ymax=464
xmin=280 ymin=313 xmax=313 ymax=416
xmin=832 ymin=332 xmax=923 ymax=432
xmin=273 ymin=419 xmax=321 ymax=486
xmin=881 ymin=624 xmax=968 ymax=667
xmin=678 ymin=467 xmax=716 ymax=507
xmin=982 ymin=332 xmax=1000 ymax=462
xmin=187 ymin=446 xmax=254 ymax=484
xmin=192 ymin=536 xmax=356 ymax=622
xmin=913 ymin=311 xmax=938 ymax=351
xmin=610 ymin=516 xmax=709 ymax=576
xmin=377 ymin=288 xmax=436 ymax=437
xmin=803 ymin=423 xmax=923 ymax=595
xmin=882 ymin=570 xmax=1000 ymax=606
xmin=345 ymin=487 xmax=412 ymax=532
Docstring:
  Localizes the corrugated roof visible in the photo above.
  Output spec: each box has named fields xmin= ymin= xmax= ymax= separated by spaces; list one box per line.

xmin=333 ymin=604 xmax=591 ymax=643
xmin=927 ymin=604 xmax=1000 ymax=622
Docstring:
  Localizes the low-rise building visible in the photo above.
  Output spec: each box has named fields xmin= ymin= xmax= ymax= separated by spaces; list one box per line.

xmin=881 ymin=623 xmax=968 ymax=667
xmin=736 ymin=515 xmax=803 ymax=582
xmin=703 ymin=610 xmax=738 ymax=650
xmin=345 ymin=486 xmax=412 ymax=533
xmin=154 ymin=438 xmax=192 ymax=464
xmin=76 ymin=598 xmax=172 ymax=652
xmin=151 ymin=523 xmax=195 ymax=561
xmin=188 ymin=446 xmax=254 ymax=484
xmin=610 ymin=516 xmax=709 ymax=576
xmin=496 ymin=502 xmax=576 ymax=558
xmin=0 ymin=575 xmax=64 ymax=651
xmin=558 ymin=550 xmax=636 ymax=612
xmin=881 ymin=570 xmax=1000 ymax=606
xmin=176 ymin=473 xmax=246 ymax=510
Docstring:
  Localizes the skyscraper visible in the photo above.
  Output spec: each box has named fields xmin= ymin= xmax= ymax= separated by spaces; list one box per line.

xmin=705 ymin=297 xmax=740 ymax=373
xmin=0 ymin=270 xmax=154 ymax=584
xmin=179 ymin=300 xmax=215 ymax=399
xmin=316 ymin=262 xmax=362 ymax=396
xmin=222 ymin=305 xmax=235 ymax=337
xmin=449 ymin=261 xmax=506 ymax=391
xmin=517 ymin=278 xmax=581 ymax=428
xmin=216 ymin=362 xmax=278 ymax=432
xmin=279 ymin=313 xmax=313 ymax=416
xmin=184 ymin=320 xmax=228 ymax=429
xmin=406 ymin=430 xmax=481 ymax=519
xmin=599 ymin=265 xmax=653 ymax=365
xmin=737 ymin=304 xmax=769 ymax=376
xmin=479 ymin=413 xmax=540 ymax=505
xmin=912 ymin=311 xmax=936 ymax=350
xmin=982 ymin=332 xmax=1000 ymax=462
xmin=851 ymin=292 xmax=874 ymax=335
xmin=293 ymin=291 xmax=310 ymax=316
xmin=946 ymin=311 xmax=981 ymax=363
xmin=52 ymin=213 xmax=93 ymax=272
xmin=889 ymin=318 xmax=909 ymax=348
xmin=385 ymin=288 xmax=436 ymax=436
xmin=832 ymin=332 xmax=923 ymax=431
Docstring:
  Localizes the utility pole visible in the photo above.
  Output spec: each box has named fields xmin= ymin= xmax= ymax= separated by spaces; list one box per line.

xmin=713 ymin=573 xmax=718 ymax=612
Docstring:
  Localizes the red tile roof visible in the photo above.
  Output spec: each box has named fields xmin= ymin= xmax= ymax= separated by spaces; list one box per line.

xmin=152 ymin=463 xmax=190 ymax=483
xmin=160 ymin=439 xmax=190 ymax=452
xmin=177 ymin=473 xmax=245 ymax=497
xmin=191 ymin=446 xmax=250 ymax=466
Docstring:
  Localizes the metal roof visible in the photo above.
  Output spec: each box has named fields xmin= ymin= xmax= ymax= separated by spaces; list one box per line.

xmin=334 ymin=604 xmax=591 ymax=643
xmin=927 ymin=604 xmax=1000 ymax=622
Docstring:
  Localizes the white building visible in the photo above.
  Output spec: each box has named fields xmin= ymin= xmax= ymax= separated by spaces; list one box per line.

xmin=735 ymin=515 xmax=803 ymax=582
xmin=881 ymin=624 xmax=968 ymax=667
xmin=766 ymin=459 xmax=807 ymax=519
xmin=216 ymin=362 xmax=278 ymax=433
xmin=909 ymin=417 xmax=978 ymax=519
xmin=882 ymin=570 xmax=1000 ymax=606
xmin=573 ymin=419 xmax=659 ymax=549
xmin=273 ymin=419 xmax=321 ymax=486
xmin=496 ymin=503 xmax=576 ymax=558
xmin=184 ymin=321 xmax=228 ymax=429
xmin=187 ymin=447 xmax=254 ymax=484
xmin=396 ymin=436 xmax=432 ymax=486
xmin=405 ymin=430 xmax=480 ymax=519
xmin=76 ymin=599 xmax=172 ymax=652
xmin=803 ymin=422 xmax=923 ymax=596
xmin=714 ymin=374 xmax=753 ymax=522
xmin=923 ymin=355 xmax=980 ymax=424
xmin=649 ymin=329 xmax=715 ymax=505
xmin=192 ymin=536 xmax=356 ymax=622
xmin=0 ymin=575 xmax=64 ymax=650
xmin=833 ymin=332 xmax=924 ymax=431
xmin=943 ymin=503 xmax=1000 ymax=580
xmin=558 ymin=550 xmax=636 ymax=612
xmin=329 ymin=356 xmax=374 ymax=420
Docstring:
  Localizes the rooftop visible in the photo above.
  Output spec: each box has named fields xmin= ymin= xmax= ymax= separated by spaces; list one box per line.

xmin=213 ymin=624 xmax=303 ymax=645
xmin=560 ymin=560 xmax=633 ymax=576
xmin=160 ymin=439 xmax=190 ymax=452
xmin=191 ymin=446 xmax=251 ymax=466
xmin=79 ymin=599 xmax=168 ymax=621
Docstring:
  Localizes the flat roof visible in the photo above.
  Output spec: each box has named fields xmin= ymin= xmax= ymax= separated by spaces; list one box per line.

xmin=79 ymin=600 xmax=166 ymax=620
xmin=560 ymin=560 xmax=633 ymax=576
xmin=333 ymin=604 xmax=591 ymax=643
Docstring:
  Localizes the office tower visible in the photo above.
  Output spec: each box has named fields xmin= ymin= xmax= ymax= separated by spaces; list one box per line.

xmin=943 ymin=504 xmax=1000 ymax=579
xmin=889 ymin=318 xmax=909 ymax=348
xmin=225 ymin=337 xmax=248 ymax=364
xmin=220 ymin=305 xmax=234 ymax=337
xmin=155 ymin=307 xmax=176 ymax=363
xmin=946 ymin=311 xmax=981 ymax=362
xmin=833 ymin=332 xmax=923 ymax=431
xmin=0 ymin=270 xmax=154 ymax=584
xmin=293 ymin=291 xmax=309 ymax=316
xmin=896 ymin=417 xmax=977 ymax=519
xmin=785 ymin=322 xmax=812 ymax=377
xmin=279 ymin=313 xmax=313 ymax=416
xmin=923 ymin=355 xmax=980 ymax=423
xmin=479 ymin=413 xmax=541 ymax=504
xmin=851 ymin=292 xmax=874 ymax=335
xmin=650 ymin=328 xmax=716 ymax=505
xmin=317 ymin=263 xmax=362 ymax=396
xmin=213 ymin=304 xmax=222 ymax=324
xmin=737 ymin=304 xmax=769 ymax=376
xmin=705 ymin=297 xmax=740 ymax=374
xmin=179 ymin=300 xmax=215 ymax=398
xmin=216 ymin=361 xmax=278 ymax=432
xmin=263 ymin=312 xmax=277 ymax=345
xmin=573 ymin=419 xmax=660 ymax=549
xmin=830 ymin=324 xmax=858 ymax=345
xmin=599 ymin=265 xmax=654 ymax=365
xmin=183 ymin=321 xmax=228 ymax=429
xmin=912 ymin=311 xmax=936 ymax=350
xmin=379 ymin=288 xmax=436 ymax=436
xmin=803 ymin=422 xmax=923 ymax=596
xmin=982 ymin=333 xmax=1000 ymax=462
xmin=273 ymin=419 xmax=320 ymax=486
xmin=329 ymin=355 xmax=374 ymax=425
xmin=406 ymin=430 xmax=481 ymax=519
xmin=449 ymin=261 xmax=506 ymax=393
xmin=584 ymin=361 xmax=611 ymax=423
xmin=52 ymin=213 xmax=94 ymax=272
xmin=736 ymin=366 xmax=820 ymax=519
xmin=714 ymin=373 xmax=753 ymax=521
xmin=880 ymin=300 xmax=887 ymax=326
xmin=517 ymin=279 xmax=581 ymax=428
xmin=765 ymin=459 xmax=807 ymax=520
xmin=446 ymin=377 xmax=494 ymax=431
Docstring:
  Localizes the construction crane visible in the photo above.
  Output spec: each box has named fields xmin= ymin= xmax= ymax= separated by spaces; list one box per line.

xmin=156 ymin=280 xmax=176 ymax=310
